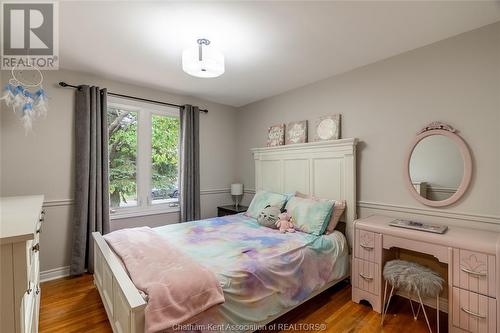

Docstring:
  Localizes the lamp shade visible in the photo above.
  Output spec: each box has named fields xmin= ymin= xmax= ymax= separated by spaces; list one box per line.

xmin=231 ymin=183 xmax=243 ymax=196
xmin=182 ymin=42 xmax=225 ymax=78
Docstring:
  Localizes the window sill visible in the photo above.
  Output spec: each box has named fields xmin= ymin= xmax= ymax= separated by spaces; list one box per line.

xmin=110 ymin=206 xmax=180 ymax=220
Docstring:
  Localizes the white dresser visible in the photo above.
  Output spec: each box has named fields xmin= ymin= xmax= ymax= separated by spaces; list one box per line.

xmin=1 ymin=195 xmax=44 ymax=333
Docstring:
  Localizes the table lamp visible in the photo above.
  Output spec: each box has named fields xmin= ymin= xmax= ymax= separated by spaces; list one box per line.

xmin=231 ymin=183 xmax=243 ymax=208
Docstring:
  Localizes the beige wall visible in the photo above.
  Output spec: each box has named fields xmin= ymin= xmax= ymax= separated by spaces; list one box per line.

xmin=236 ymin=22 xmax=500 ymax=231
xmin=0 ymin=69 xmax=239 ymax=271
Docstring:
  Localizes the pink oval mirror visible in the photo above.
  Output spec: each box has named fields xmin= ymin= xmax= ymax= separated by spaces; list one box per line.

xmin=404 ymin=122 xmax=472 ymax=207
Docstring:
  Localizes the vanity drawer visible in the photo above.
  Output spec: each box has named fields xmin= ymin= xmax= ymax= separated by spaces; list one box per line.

xmin=352 ymin=258 xmax=380 ymax=295
xmin=354 ymin=229 xmax=381 ymax=262
xmin=452 ymin=287 xmax=496 ymax=333
xmin=453 ymin=249 xmax=496 ymax=298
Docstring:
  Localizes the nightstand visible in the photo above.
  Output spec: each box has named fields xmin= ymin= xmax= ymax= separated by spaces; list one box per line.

xmin=217 ymin=205 xmax=248 ymax=217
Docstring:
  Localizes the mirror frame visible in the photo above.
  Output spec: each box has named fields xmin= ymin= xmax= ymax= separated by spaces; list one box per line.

xmin=404 ymin=122 xmax=472 ymax=207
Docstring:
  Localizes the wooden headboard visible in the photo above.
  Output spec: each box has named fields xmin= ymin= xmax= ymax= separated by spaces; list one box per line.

xmin=251 ymin=139 xmax=358 ymax=246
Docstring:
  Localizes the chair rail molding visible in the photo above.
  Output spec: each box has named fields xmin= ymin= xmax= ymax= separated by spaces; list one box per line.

xmin=41 ymin=188 xmax=234 ymax=208
xmin=213 ymin=190 xmax=499 ymax=226
xmin=358 ymin=201 xmax=500 ymax=226
xmin=200 ymin=188 xmax=231 ymax=195
xmin=43 ymin=199 xmax=75 ymax=207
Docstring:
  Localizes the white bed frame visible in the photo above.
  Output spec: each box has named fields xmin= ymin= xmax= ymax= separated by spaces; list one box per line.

xmin=92 ymin=138 xmax=358 ymax=333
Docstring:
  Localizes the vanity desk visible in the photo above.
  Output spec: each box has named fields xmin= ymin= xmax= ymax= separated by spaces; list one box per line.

xmin=352 ymin=215 xmax=500 ymax=333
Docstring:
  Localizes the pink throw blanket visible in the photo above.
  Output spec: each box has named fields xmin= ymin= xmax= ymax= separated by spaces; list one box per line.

xmin=103 ymin=227 xmax=224 ymax=333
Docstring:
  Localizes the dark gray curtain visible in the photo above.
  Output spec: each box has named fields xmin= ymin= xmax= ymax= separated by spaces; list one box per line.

xmin=70 ymin=86 xmax=110 ymax=276
xmin=179 ymin=105 xmax=200 ymax=222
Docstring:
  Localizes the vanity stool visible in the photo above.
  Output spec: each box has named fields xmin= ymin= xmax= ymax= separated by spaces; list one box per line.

xmin=381 ymin=260 xmax=444 ymax=333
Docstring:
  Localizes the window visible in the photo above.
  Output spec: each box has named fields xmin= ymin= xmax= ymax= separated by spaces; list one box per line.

xmin=151 ymin=114 xmax=180 ymax=205
xmin=107 ymin=97 xmax=180 ymax=218
xmin=108 ymin=108 xmax=138 ymax=208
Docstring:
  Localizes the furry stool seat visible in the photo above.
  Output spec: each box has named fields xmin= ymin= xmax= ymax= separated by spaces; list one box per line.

xmin=381 ymin=260 xmax=444 ymax=333
xmin=383 ymin=260 xmax=444 ymax=297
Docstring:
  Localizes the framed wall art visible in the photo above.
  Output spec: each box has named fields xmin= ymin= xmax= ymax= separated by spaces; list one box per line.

xmin=267 ymin=124 xmax=285 ymax=146
xmin=285 ymin=120 xmax=308 ymax=144
xmin=313 ymin=114 xmax=341 ymax=141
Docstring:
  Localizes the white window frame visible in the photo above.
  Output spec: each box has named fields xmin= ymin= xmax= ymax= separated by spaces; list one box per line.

xmin=107 ymin=96 xmax=180 ymax=220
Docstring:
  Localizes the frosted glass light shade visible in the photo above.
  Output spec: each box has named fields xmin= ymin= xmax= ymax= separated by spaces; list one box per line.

xmin=231 ymin=183 xmax=243 ymax=196
xmin=182 ymin=45 xmax=225 ymax=78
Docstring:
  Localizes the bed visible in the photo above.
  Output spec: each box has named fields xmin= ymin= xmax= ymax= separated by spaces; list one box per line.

xmin=92 ymin=138 xmax=358 ymax=333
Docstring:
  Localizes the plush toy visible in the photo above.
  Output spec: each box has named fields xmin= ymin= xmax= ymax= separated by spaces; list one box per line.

xmin=257 ymin=205 xmax=281 ymax=229
xmin=275 ymin=210 xmax=295 ymax=233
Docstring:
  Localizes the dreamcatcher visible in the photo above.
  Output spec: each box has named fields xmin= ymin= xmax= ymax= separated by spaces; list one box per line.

xmin=1 ymin=63 xmax=48 ymax=132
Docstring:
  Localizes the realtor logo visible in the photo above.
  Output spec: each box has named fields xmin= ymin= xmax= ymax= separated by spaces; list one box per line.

xmin=1 ymin=2 xmax=59 ymax=69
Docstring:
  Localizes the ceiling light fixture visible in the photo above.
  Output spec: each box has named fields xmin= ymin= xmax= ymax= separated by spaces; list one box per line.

xmin=182 ymin=39 xmax=225 ymax=78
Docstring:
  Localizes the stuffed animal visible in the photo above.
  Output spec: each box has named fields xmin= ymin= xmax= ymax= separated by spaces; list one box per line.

xmin=275 ymin=210 xmax=295 ymax=233
xmin=257 ymin=205 xmax=281 ymax=228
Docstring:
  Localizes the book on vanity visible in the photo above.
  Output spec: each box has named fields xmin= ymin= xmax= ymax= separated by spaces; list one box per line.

xmin=389 ymin=219 xmax=448 ymax=234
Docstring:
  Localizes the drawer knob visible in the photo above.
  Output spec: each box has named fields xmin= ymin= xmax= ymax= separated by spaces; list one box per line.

xmin=460 ymin=266 xmax=487 ymax=276
xmin=359 ymin=273 xmax=373 ymax=281
xmin=461 ymin=307 xmax=486 ymax=319
xmin=32 ymin=243 xmax=40 ymax=252
xmin=360 ymin=243 xmax=374 ymax=250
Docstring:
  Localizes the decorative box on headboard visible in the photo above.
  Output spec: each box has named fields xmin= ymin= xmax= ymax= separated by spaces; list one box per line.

xmin=251 ymin=139 xmax=358 ymax=246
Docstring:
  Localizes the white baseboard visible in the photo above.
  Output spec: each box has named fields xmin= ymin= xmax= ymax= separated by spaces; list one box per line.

xmin=40 ymin=266 xmax=70 ymax=282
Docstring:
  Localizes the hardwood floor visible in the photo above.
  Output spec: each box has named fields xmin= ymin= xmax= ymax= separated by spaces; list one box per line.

xmin=40 ymin=274 xmax=447 ymax=332
xmin=40 ymin=275 xmax=111 ymax=333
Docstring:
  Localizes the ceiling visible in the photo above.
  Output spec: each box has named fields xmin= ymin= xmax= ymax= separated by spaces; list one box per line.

xmin=60 ymin=1 xmax=500 ymax=107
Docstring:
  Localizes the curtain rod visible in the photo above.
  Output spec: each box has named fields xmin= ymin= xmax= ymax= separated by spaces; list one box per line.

xmin=58 ymin=82 xmax=208 ymax=113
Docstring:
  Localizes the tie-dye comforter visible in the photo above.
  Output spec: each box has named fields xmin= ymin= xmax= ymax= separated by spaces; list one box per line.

xmin=153 ymin=213 xmax=349 ymax=331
